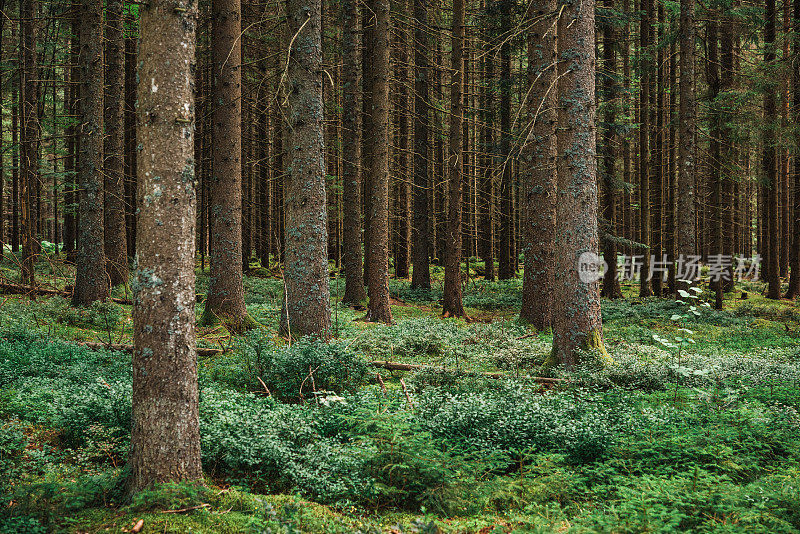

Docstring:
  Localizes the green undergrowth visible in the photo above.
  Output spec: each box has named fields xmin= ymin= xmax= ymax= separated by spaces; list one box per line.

xmin=0 ymin=260 xmax=800 ymax=532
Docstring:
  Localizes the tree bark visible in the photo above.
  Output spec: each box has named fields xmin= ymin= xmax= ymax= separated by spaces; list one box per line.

xmin=550 ymin=0 xmax=606 ymax=369
xmin=497 ymin=7 xmax=513 ymax=280
xmin=203 ymin=0 xmax=250 ymax=328
xmin=638 ymin=0 xmax=653 ymax=296
xmin=129 ymin=0 xmax=202 ymax=493
xmin=411 ymin=0 xmax=431 ymax=289
xmin=20 ymin=0 xmax=38 ymax=285
xmin=677 ymin=0 xmax=696 ymax=289
xmin=74 ymin=0 xmax=109 ymax=305
xmin=600 ymin=0 xmax=621 ymax=299
xmin=788 ymin=0 xmax=800 ymax=298
xmin=341 ymin=0 xmax=366 ymax=304
xmin=520 ymin=0 xmax=557 ymax=327
xmin=279 ymin=0 xmax=332 ymax=338
xmin=104 ymin=0 xmax=128 ymax=286
xmin=363 ymin=0 xmax=392 ymax=323
xmin=442 ymin=0 xmax=465 ymax=317
xmin=765 ymin=0 xmax=781 ymax=299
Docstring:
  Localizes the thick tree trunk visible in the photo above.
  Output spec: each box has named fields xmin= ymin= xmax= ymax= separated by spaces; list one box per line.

xmin=677 ymin=0 xmax=696 ymax=289
xmin=411 ymin=0 xmax=431 ymax=289
xmin=129 ymin=0 xmax=202 ymax=493
xmin=203 ymin=0 xmax=250 ymax=328
xmin=74 ymin=0 xmax=109 ymax=305
xmin=104 ymin=0 xmax=128 ymax=286
xmin=765 ymin=0 xmax=781 ymax=299
xmin=520 ymin=0 xmax=557 ymax=327
xmin=363 ymin=0 xmax=392 ymax=323
xmin=442 ymin=0 xmax=465 ymax=317
xmin=550 ymin=0 xmax=606 ymax=369
xmin=394 ymin=0 xmax=411 ymax=279
xmin=279 ymin=0 xmax=332 ymax=338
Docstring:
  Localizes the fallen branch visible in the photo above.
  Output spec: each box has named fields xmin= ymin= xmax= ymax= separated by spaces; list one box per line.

xmin=0 ymin=282 xmax=133 ymax=305
xmin=160 ymin=503 xmax=210 ymax=514
xmin=367 ymin=360 xmax=564 ymax=384
xmin=75 ymin=340 xmax=562 ymax=384
xmin=78 ymin=341 xmax=223 ymax=358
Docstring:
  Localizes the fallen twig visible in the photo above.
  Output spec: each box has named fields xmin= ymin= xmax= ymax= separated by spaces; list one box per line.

xmin=160 ymin=503 xmax=210 ymax=514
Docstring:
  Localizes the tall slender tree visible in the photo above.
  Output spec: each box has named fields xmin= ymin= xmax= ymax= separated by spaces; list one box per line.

xmin=765 ymin=0 xmax=781 ymax=299
xmin=677 ymin=0 xmax=696 ymax=289
xmin=364 ymin=0 xmax=392 ymax=323
xmin=520 ymin=0 xmax=557 ymax=327
xmin=20 ymin=0 xmax=38 ymax=285
xmin=341 ymin=0 xmax=367 ymax=304
xmin=550 ymin=0 xmax=606 ymax=368
xmin=411 ymin=0 xmax=432 ymax=289
xmin=638 ymin=0 xmax=653 ymax=296
xmin=74 ymin=0 xmax=109 ymax=305
xmin=497 ymin=4 xmax=513 ymax=280
xmin=788 ymin=0 xmax=800 ymax=298
xmin=203 ymin=0 xmax=251 ymax=328
xmin=280 ymin=0 xmax=332 ymax=338
xmin=442 ymin=0 xmax=465 ymax=317
xmin=129 ymin=0 xmax=202 ymax=493
xmin=104 ymin=0 xmax=128 ymax=286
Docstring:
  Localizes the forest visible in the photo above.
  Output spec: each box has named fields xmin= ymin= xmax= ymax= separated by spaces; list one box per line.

xmin=0 ymin=0 xmax=799 ymax=531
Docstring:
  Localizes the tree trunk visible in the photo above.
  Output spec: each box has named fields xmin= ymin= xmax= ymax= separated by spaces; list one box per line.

xmin=74 ymin=0 xmax=109 ymax=305
xmin=497 ymin=7 xmax=513 ymax=280
xmin=104 ymin=0 xmax=128 ymax=286
xmin=20 ymin=0 xmax=38 ymax=285
xmin=129 ymin=0 xmax=203 ymax=493
xmin=478 ymin=32 xmax=494 ymax=281
xmin=124 ymin=27 xmax=137 ymax=259
xmin=765 ymin=0 xmax=781 ymax=299
xmin=707 ymin=11 xmax=723 ymax=308
xmin=279 ymin=0 xmax=332 ymax=338
xmin=677 ymin=0 xmax=696 ymax=290
xmin=411 ymin=0 xmax=431 ymax=289
xmin=442 ymin=0 xmax=465 ymax=317
xmin=203 ymin=0 xmax=250 ymax=328
xmin=788 ymin=0 xmax=800 ymax=298
xmin=550 ymin=0 xmax=606 ymax=368
xmin=341 ymin=0 xmax=365 ymax=304
xmin=363 ymin=0 xmax=392 ymax=323
xmin=519 ymin=0 xmax=557 ymax=327
xmin=600 ymin=0 xmax=621 ymax=299
xmin=638 ymin=0 xmax=653 ymax=296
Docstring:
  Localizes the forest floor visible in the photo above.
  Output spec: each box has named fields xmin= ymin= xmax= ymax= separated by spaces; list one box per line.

xmin=1 ymin=257 xmax=799 ymax=533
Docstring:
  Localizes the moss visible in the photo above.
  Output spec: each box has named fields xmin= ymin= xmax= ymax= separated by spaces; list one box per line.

xmin=199 ymin=305 xmax=259 ymax=333
xmin=542 ymin=328 xmax=613 ymax=374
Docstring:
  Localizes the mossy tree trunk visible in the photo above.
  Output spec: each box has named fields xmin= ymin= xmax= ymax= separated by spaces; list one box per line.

xmin=203 ymin=0 xmax=250 ymax=328
xmin=104 ymin=0 xmax=128 ymax=286
xmin=551 ymin=0 xmax=606 ymax=369
xmin=129 ymin=0 xmax=202 ymax=493
xmin=74 ymin=0 xmax=109 ymax=306
xmin=279 ymin=0 xmax=332 ymax=338
xmin=442 ymin=0 xmax=465 ymax=318
xmin=520 ymin=0 xmax=557 ymax=328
